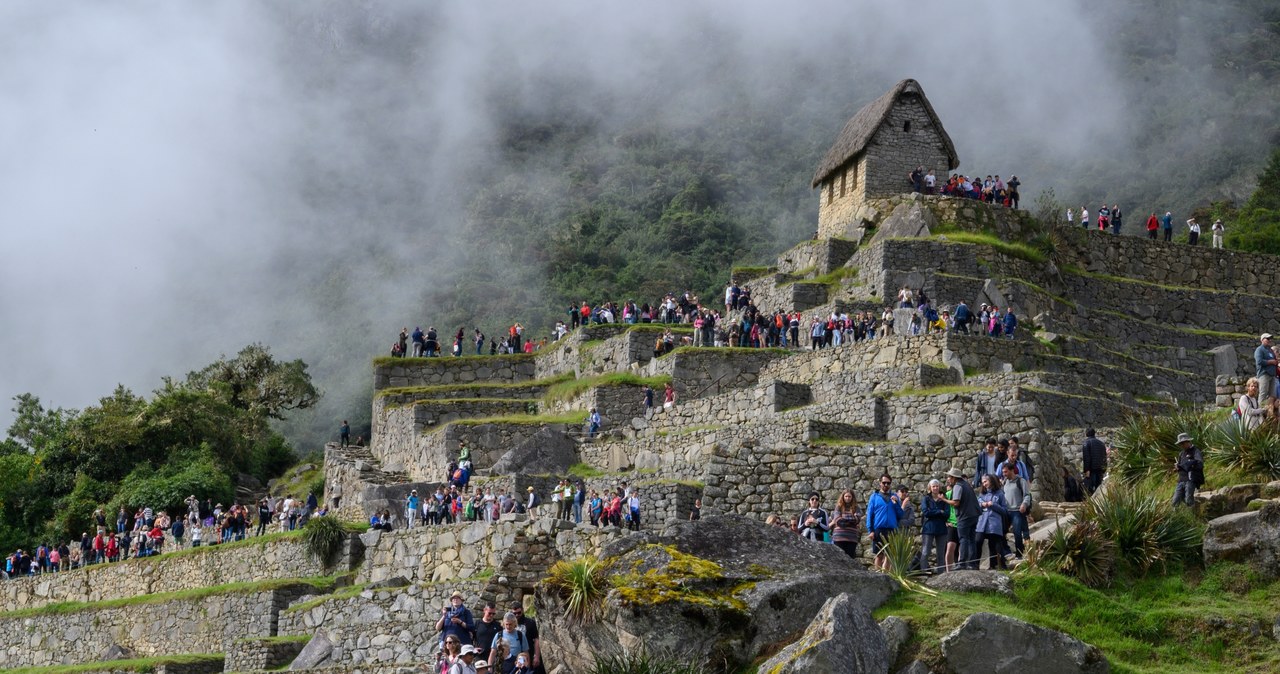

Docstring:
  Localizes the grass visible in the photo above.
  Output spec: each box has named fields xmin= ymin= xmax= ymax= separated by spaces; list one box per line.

xmin=583 ymin=323 xmax=693 ymax=334
xmin=543 ymin=373 xmax=673 ymax=404
xmin=655 ymin=424 xmax=726 ymax=437
xmin=0 ymin=576 xmax=342 ymax=620
xmin=809 ymin=437 xmax=881 ymax=447
xmin=875 ymin=566 xmax=1280 ymax=674
xmin=281 ymin=582 xmax=368 ymax=614
xmin=731 ymin=265 xmax=775 ymax=282
xmin=1061 ymin=266 xmax=1234 ymax=295
xmin=890 ymin=384 xmax=992 ymax=398
xmin=2 ymin=654 xmax=226 ymax=674
xmin=808 ymin=266 xmax=859 ymax=290
xmin=662 ymin=345 xmax=788 ymax=359
xmin=568 ymin=462 xmax=607 ymax=478
xmin=375 ymin=373 xmax=574 ymax=399
xmin=450 ymin=411 xmax=590 ymax=426
xmin=933 ymin=230 xmax=1047 ymax=264
xmin=235 ymin=634 xmax=313 ymax=645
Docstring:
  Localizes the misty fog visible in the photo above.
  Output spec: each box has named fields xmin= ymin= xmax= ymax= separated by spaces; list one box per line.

xmin=0 ymin=1 xmax=1267 ymax=445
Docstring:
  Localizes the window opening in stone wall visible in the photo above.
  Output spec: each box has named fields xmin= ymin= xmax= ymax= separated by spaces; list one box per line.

xmin=827 ymin=180 xmax=833 ymax=205
xmin=903 ymin=120 xmax=911 ymax=133
xmin=839 ymin=170 xmax=846 ymax=198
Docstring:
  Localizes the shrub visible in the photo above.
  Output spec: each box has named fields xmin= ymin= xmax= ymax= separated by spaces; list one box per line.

xmin=879 ymin=530 xmax=935 ymax=595
xmin=587 ymin=650 xmax=706 ymax=674
xmin=1208 ymin=419 xmax=1280 ymax=480
xmin=543 ymin=557 xmax=609 ymax=623
xmin=1080 ymin=482 xmax=1203 ymax=574
xmin=1025 ymin=520 xmax=1114 ymax=587
xmin=1108 ymin=409 xmax=1215 ymax=482
xmin=301 ymin=515 xmax=347 ymax=566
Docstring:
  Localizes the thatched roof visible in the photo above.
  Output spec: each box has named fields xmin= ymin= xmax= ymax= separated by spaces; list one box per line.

xmin=811 ymin=79 xmax=958 ymax=188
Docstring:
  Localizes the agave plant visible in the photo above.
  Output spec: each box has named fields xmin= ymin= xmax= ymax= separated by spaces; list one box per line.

xmin=878 ymin=530 xmax=937 ymax=596
xmin=587 ymin=649 xmax=707 ymax=674
xmin=1209 ymin=418 xmax=1280 ymax=480
xmin=543 ymin=557 xmax=609 ymax=623
xmin=301 ymin=515 xmax=347 ymax=566
xmin=1079 ymin=481 xmax=1202 ymax=575
xmin=1109 ymin=409 xmax=1215 ymax=482
xmin=1025 ymin=520 xmax=1114 ymax=587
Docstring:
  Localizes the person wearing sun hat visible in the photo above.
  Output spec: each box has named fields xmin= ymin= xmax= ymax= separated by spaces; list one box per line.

xmin=449 ymin=644 xmax=481 ymax=674
xmin=1173 ymin=433 xmax=1204 ymax=508
xmin=943 ymin=465 xmax=981 ymax=570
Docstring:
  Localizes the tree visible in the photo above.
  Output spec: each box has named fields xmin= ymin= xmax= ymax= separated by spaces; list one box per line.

xmin=6 ymin=393 xmax=73 ymax=454
xmin=186 ymin=343 xmax=321 ymax=420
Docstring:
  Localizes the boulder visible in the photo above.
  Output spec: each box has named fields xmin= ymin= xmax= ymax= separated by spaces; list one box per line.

xmin=290 ymin=629 xmax=333 ymax=670
xmin=366 ymin=575 xmax=410 ymax=590
xmin=490 ymin=426 xmax=578 ymax=475
xmin=1208 ymin=344 xmax=1239 ymax=379
xmin=537 ymin=515 xmax=896 ymax=673
xmin=925 ymin=570 xmax=1015 ymax=598
xmin=880 ymin=615 xmax=912 ymax=665
xmin=100 ymin=644 xmax=135 ymax=661
xmin=758 ymin=593 xmax=890 ymax=674
xmin=873 ymin=202 xmax=937 ymax=242
xmin=1203 ymin=501 xmax=1280 ymax=578
xmin=1198 ymin=483 xmax=1265 ymax=519
xmin=898 ymin=661 xmax=931 ymax=674
xmin=893 ymin=308 xmax=917 ymax=336
xmin=941 ymin=613 xmax=1108 ymax=674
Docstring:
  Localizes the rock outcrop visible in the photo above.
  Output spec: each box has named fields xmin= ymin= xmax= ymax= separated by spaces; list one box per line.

xmin=537 ymin=515 xmax=896 ymax=673
xmin=924 ymin=569 xmax=1015 ymax=598
xmin=489 ymin=425 xmax=579 ymax=475
xmin=758 ymin=593 xmax=890 ymax=674
xmin=941 ymin=612 xmax=1109 ymax=674
xmin=1203 ymin=501 xmax=1280 ymax=578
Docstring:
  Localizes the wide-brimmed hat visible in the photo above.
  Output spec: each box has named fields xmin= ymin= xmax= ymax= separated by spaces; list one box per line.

xmin=945 ymin=467 xmax=966 ymax=480
xmin=450 ymin=590 xmax=464 ymax=600
xmin=1176 ymin=433 xmax=1193 ymax=444
xmin=459 ymin=645 xmax=480 ymax=656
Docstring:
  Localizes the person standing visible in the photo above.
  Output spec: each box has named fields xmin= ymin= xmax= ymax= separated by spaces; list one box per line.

xmin=1082 ymin=428 xmax=1107 ymax=493
xmin=1187 ymin=218 xmax=1201 ymax=245
xmin=1000 ymin=463 xmax=1032 ymax=560
xmin=972 ymin=438 xmax=1007 ymax=490
xmin=976 ymin=474 xmax=1009 ymax=570
xmin=1007 ymin=175 xmax=1021 ymax=208
xmin=474 ymin=603 xmax=502 ymax=666
xmin=1066 ymin=207 xmax=1074 ymax=228
xmin=1173 ymin=433 xmax=1204 ymax=507
xmin=797 ymin=492 xmax=831 ymax=542
xmin=866 ymin=474 xmax=904 ymax=571
xmin=340 ymin=420 xmax=350 ymax=447
xmin=921 ymin=480 xmax=950 ymax=573
xmin=437 ymin=591 xmax=476 ymax=646
xmin=1111 ymin=204 xmax=1122 ymax=235
xmin=944 ymin=467 xmax=981 ymax=570
xmin=1256 ymin=334 xmax=1277 ymax=406
xmin=1212 ymin=219 xmax=1225 ymax=249
xmin=1162 ymin=211 xmax=1174 ymax=242
xmin=830 ymin=490 xmax=861 ymax=559
xmin=1080 ymin=206 xmax=1090 ymax=230
xmin=1146 ymin=212 xmax=1159 ymax=240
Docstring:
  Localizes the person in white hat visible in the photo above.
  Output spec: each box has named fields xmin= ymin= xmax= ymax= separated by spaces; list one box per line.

xmin=449 ymin=644 xmax=481 ymax=674
xmin=1173 ymin=433 xmax=1204 ymax=508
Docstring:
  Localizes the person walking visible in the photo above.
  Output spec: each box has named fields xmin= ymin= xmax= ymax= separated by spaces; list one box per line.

xmin=1173 ymin=433 xmax=1204 ymax=507
xmin=866 ymin=474 xmax=905 ymax=571
xmin=1082 ymin=428 xmax=1108 ymax=493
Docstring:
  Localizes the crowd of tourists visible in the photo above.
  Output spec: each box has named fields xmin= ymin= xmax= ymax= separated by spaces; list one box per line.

xmin=429 ymin=594 xmax=547 ymax=674
xmin=2 ymin=493 xmax=324 ymax=579
xmin=930 ymin=171 xmax=1022 ymax=209
xmin=1069 ymin=207 xmax=1227 ymax=248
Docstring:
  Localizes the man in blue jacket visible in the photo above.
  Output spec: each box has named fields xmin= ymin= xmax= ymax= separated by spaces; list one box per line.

xmin=953 ymin=301 xmax=972 ymax=334
xmin=866 ymin=473 xmax=905 ymax=571
xmin=1002 ymin=307 xmax=1017 ymax=339
xmin=1256 ymin=333 xmax=1276 ymax=406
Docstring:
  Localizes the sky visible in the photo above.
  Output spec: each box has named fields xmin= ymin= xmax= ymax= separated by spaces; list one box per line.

xmin=0 ymin=1 xmax=1234 ymax=436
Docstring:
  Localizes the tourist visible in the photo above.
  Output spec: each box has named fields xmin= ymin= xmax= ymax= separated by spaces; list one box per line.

xmin=1256 ymin=334 xmax=1277 ymax=407
xmin=1111 ymin=204 xmax=1123 ymax=235
xmin=1173 ymin=433 xmax=1204 ymax=508
xmin=1007 ymin=175 xmax=1020 ymax=208
xmin=525 ymin=487 xmax=540 ymax=519
xmin=1097 ymin=204 xmax=1110 ymax=231
xmin=489 ymin=611 xmax=529 ymax=674
xmin=1162 ymin=211 xmax=1174 ymax=241
xmin=587 ymin=408 xmax=601 ymax=439
xmin=1062 ymin=467 xmax=1085 ymax=503
xmin=830 ymin=490 xmax=861 ymax=560
xmin=1002 ymin=307 xmax=1017 ymax=340
xmin=797 ymin=492 xmax=830 ymax=542
xmin=1237 ymin=377 xmax=1265 ymax=430
xmin=1066 ymin=207 xmax=1074 ymax=228
xmin=450 ymin=645 xmax=481 ymax=674
xmin=1081 ymin=428 xmax=1107 ymax=493
xmin=474 ymin=602 xmax=501 ymax=664
xmin=1001 ymin=463 xmax=1032 ymax=560
xmin=663 ymin=383 xmax=675 ymax=409
xmin=972 ymin=438 xmax=1006 ymax=490
xmin=626 ymin=490 xmax=642 ymax=531
xmin=1080 ymin=206 xmax=1089 ymax=230
xmin=1146 ymin=212 xmax=1159 ymax=240
xmin=1187 ymin=218 xmax=1201 ymax=245
xmin=866 ymin=473 xmax=904 ymax=571
xmin=920 ymin=480 xmax=949 ymax=574
xmin=976 ymin=474 xmax=1008 ymax=570
xmin=895 ymin=485 xmax=916 ymax=530
xmin=1212 ymin=219 xmax=1225 ymax=249
xmin=944 ymin=467 xmax=980 ymax=571
xmin=438 ymin=636 xmax=462 ymax=673
xmin=438 ymin=590 xmax=476 ymax=646
xmin=689 ymin=497 xmax=702 ymax=521
xmin=509 ymin=601 xmax=544 ymax=674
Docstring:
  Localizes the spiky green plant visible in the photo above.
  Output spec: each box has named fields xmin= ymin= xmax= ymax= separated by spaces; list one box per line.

xmin=1209 ymin=419 xmax=1280 ymax=480
xmin=301 ymin=515 xmax=347 ymax=566
xmin=587 ymin=650 xmax=707 ymax=674
xmin=877 ymin=530 xmax=937 ymax=596
xmin=1025 ymin=520 xmax=1114 ymax=587
xmin=1108 ymin=409 xmax=1215 ymax=482
xmin=1080 ymin=482 xmax=1201 ymax=574
xmin=543 ymin=557 xmax=609 ymax=623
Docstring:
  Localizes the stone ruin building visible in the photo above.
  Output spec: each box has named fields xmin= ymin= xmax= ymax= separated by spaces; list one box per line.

xmin=4 ymin=78 xmax=1274 ymax=673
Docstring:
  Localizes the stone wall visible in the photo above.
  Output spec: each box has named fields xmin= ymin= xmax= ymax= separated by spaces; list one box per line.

xmin=817 ymin=155 xmax=867 ymax=240
xmin=0 ymin=533 xmax=359 ymax=614
xmin=373 ymin=416 xmax=555 ymax=481
xmin=373 ymin=355 xmax=538 ymax=390
xmin=774 ymin=237 xmax=860 ymax=276
xmin=863 ymin=95 xmax=953 ymax=200
xmin=225 ymin=637 xmax=309 ymax=672
xmin=0 ymin=585 xmax=312 ymax=667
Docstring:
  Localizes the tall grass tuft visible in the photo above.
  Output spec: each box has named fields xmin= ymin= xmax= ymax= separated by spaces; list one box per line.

xmin=543 ymin=557 xmax=609 ymax=624
xmin=1081 ymin=482 xmax=1203 ymax=574
xmin=1024 ymin=520 xmax=1114 ymax=587
xmin=587 ymin=650 xmax=707 ymax=674
xmin=1108 ymin=409 xmax=1215 ymax=482
xmin=1209 ymin=419 xmax=1280 ymax=480
xmin=878 ymin=530 xmax=936 ymax=595
xmin=301 ymin=516 xmax=347 ymax=566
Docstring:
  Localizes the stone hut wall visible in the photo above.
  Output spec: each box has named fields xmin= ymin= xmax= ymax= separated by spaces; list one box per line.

xmin=373 ymin=355 xmax=538 ymax=391
xmin=0 ymin=586 xmax=309 ymax=668
xmin=775 ymin=238 xmax=860 ymax=276
xmin=646 ymin=348 xmax=788 ymax=401
xmin=817 ymin=155 xmax=867 ymax=239
xmin=0 ymin=535 xmax=356 ymax=614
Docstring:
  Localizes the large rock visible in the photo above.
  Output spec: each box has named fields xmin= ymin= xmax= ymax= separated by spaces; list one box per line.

xmin=1208 ymin=344 xmax=1239 ymax=378
xmin=490 ymin=426 xmax=578 ymax=475
xmin=880 ymin=615 xmax=912 ymax=665
xmin=289 ymin=629 xmax=333 ymax=670
xmin=1203 ymin=501 xmax=1280 ymax=578
xmin=758 ymin=593 xmax=890 ymax=674
xmin=537 ymin=515 xmax=896 ymax=673
xmin=1198 ymin=483 xmax=1264 ymax=519
xmin=925 ymin=570 xmax=1014 ymax=598
xmin=873 ymin=202 xmax=938 ymax=242
xmin=100 ymin=644 xmax=135 ymax=661
xmin=941 ymin=613 xmax=1108 ymax=674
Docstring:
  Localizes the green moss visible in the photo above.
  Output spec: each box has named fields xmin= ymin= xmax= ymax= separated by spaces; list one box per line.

xmin=543 ymin=373 xmax=673 ymax=404
xmin=610 ymin=545 xmax=748 ymax=612
xmin=890 ymin=385 xmax=993 ymax=398
xmin=235 ymin=634 xmax=313 ymax=645
xmin=809 ymin=437 xmax=881 ymax=447
xmin=655 ymin=424 xmax=725 ymax=437
xmin=731 ymin=265 xmax=776 ymax=282
xmin=0 ymin=576 xmax=341 ymax=620
xmin=2 ymin=654 xmax=226 ymax=674
xmin=933 ymin=231 xmax=1047 ymax=264
xmin=808 ymin=266 xmax=859 ymax=290
xmin=568 ymin=462 xmax=607 ymax=478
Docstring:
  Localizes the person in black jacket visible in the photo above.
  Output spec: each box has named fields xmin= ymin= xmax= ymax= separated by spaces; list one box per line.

xmin=1173 ymin=433 xmax=1204 ymax=507
xmin=1081 ymin=428 xmax=1107 ymax=493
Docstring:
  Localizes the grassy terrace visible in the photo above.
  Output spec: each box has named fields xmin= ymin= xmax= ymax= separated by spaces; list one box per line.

xmin=877 ymin=565 xmax=1280 ymax=674
xmin=543 ymin=373 xmax=672 ymax=403
xmin=888 ymin=384 xmax=994 ymax=398
xmin=663 ymin=345 xmax=789 ymax=358
xmin=730 ymin=265 xmax=775 ymax=282
xmin=450 ymin=411 xmax=589 ymax=426
xmin=375 ymin=373 xmax=574 ymax=399
xmin=374 ymin=353 xmax=535 ymax=367
xmin=4 ymin=654 xmax=226 ymax=674
xmin=1061 ymin=264 xmax=1262 ymax=297
xmin=930 ymin=230 xmax=1048 ymax=264
xmin=0 ymin=576 xmax=342 ymax=620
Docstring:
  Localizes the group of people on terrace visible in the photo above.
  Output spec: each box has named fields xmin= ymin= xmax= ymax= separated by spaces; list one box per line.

xmin=1070 ymin=207 xmax=1227 ymax=248
xmin=389 ymin=325 xmax=550 ymax=359
xmin=2 ymin=493 xmax=324 ymax=579
xmin=432 ymin=593 xmax=546 ymax=674
xmin=925 ymin=170 xmax=1022 ymax=209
